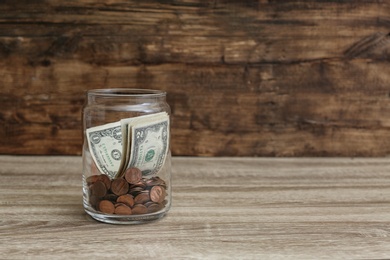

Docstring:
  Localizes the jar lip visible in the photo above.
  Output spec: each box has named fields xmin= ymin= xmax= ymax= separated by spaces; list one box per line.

xmin=87 ymin=88 xmax=166 ymax=97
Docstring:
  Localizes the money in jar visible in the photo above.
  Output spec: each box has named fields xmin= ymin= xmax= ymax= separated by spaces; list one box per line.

xmin=82 ymin=89 xmax=171 ymax=224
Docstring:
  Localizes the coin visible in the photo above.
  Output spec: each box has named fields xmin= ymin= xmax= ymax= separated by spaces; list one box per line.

xmin=146 ymin=176 xmax=166 ymax=188
xmin=128 ymin=186 xmax=144 ymax=197
xmin=129 ymin=180 xmax=146 ymax=189
xmin=134 ymin=192 xmax=150 ymax=204
xmin=117 ymin=194 xmax=134 ymax=208
xmin=132 ymin=204 xmax=148 ymax=215
xmin=147 ymin=203 xmax=163 ymax=213
xmin=86 ymin=175 xmax=99 ymax=185
xmin=114 ymin=204 xmax=132 ymax=215
xmin=90 ymin=181 xmax=107 ymax=198
xmin=96 ymin=174 xmax=111 ymax=190
xmin=111 ymin=178 xmax=129 ymax=196
xmin=98 ymin=200 xmax=115 ymax=214
xmin=89 ymin=195 xmax=99 ymax=207
xmin=124 ymin=167 xmax=142 ymax=184
xmin=144 ymin=201 xmax=154 ymax=207
xmin=150 ymin=185 xmax=165 ymax=203
xmin=86 ymin=174 xmax=111 ymax=190
xmin=88 ymin=173 xmax=168 ymax=216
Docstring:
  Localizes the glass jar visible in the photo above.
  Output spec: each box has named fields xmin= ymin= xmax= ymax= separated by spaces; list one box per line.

xmin=82 ymin=88 xmax=171 ymax=224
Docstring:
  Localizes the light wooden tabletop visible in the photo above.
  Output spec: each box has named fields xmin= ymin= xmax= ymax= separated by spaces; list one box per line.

xmin=1 ymin=156 xmax=390 ymax=259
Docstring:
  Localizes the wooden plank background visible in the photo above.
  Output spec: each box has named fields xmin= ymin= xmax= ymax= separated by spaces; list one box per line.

xmin=1 ymin=0 xmax=390 ymax=156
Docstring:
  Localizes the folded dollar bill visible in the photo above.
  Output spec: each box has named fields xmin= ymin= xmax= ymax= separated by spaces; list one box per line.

xmin=86 ymin=121 xmax=123 ymax=179
xmin=86 ymin=112 xmax=169 ymax=179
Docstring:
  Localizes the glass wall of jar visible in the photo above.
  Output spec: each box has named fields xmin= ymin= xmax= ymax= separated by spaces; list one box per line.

xmin=82 ymin=89 xmax=171 ymax=224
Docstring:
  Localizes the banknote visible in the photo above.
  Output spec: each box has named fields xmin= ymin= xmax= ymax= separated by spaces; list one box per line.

xmin=87 ymin=112 xmax=169 ymax=179
xmin=118 ymin=112 xmax=168 ymax=175
xmin=86 ymin=121 xmax=123 ymax=179
xmin=124 ymin=114 xmax=169 ymax=177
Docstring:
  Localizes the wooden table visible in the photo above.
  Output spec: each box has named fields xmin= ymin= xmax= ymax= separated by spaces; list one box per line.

xmin=1 ymin=156 xmax=390 ymax=259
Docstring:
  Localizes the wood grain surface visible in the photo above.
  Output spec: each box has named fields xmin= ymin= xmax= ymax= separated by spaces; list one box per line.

xmin=1 ymin=1 xmax=390 ymax=156
xmin=1 ymin=156 xmax=390 ymax=259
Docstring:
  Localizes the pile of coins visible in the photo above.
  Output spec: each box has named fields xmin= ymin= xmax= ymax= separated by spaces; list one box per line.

xmin=86 ymin=167 xmax=167 ymax=215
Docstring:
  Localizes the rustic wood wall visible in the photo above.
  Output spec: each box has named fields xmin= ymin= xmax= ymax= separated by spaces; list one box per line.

xmin=1 ymin=0 xmax=390 ymax=156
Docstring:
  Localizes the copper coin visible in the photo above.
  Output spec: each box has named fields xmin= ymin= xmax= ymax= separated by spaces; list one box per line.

xmin=114 ymin=204 xmax=132 ymax=215
xmin=134 ymin=192 xmax=150 ymax=205
xmin=129 ymin=186 xmax=144 ymax=197
xmin=147 ymin=203 xmax=163 ymax=213
xmin=132 ymin=204 xmax=148 ymax=215
xmin=146 ymin=176 xmax=166 ymax=188
xmin=111 ymin=178 xmax=129 ymax=196
xmin=89 ymin=195 xmax=99 ymax=208
xmin=124 ymin=167 xmax=142 ymax=184
xmin=96 ymin=174 xmax=111 ymax=190
xmin=117 ymin=194 xmax=134 ymax=208
xmin=150 ymin=185 xmax=165 ymax=203
xmin=144 ymin=201 xmax=154 ymax=207
xmin=90 ymin=181 xmax=107 ymax=198
xmin=129 ymin=180 xmax=146 ymax=189
xmin=98 ymin=200 xmax=115 ymax=214
xmin=87 ymin=174 xmax=111 ymax=190
xmin=86 ymin=175 xmax=99 ymax=185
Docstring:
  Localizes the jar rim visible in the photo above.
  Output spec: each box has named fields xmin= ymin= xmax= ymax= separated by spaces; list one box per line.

xmin=87 ymin=88 xmax=166 ymax=97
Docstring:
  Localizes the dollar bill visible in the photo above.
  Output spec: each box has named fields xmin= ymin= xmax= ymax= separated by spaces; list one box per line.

xmin=118 ymin=112 xmax=168 ymax=175
xmin=124 ymin=114 xmax=169 ymax=177
xmin=86 ymin=121 xmax=123 ymax=179
xmin=86 ymin=112 xmax=169 ymax=179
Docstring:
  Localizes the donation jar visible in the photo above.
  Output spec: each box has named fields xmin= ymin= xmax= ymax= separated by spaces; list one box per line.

xmin=82 ymin=88 xmax=171 ymax=224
